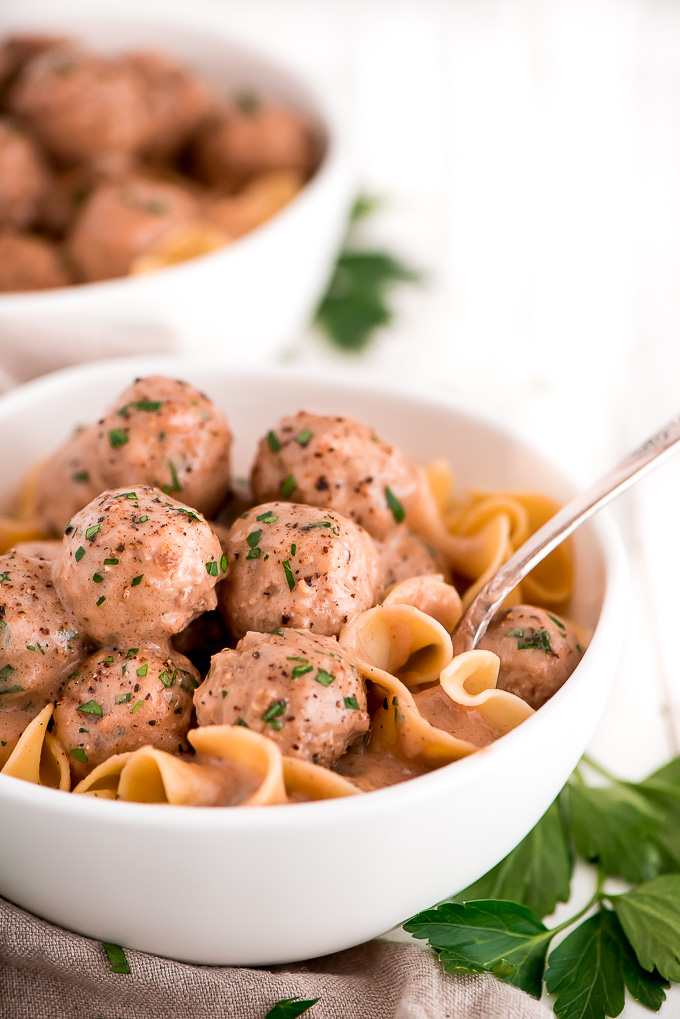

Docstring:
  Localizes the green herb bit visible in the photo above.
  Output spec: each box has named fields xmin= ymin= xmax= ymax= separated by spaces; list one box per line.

xmin=256 ymin=511 xmax=279 ymax=524
xmin=96 ymin=596 xmax=106 ymax=607
xmin=139 ymin=515 xmax=149 ymax=523
xmin=547 ymin=613 xmax=567 ymax=632
xmin=246 ymin=529 xmax=262 ymax=549
xmin=77 ymin=700 xmax=103 ymax=717
xmin=131 ymin=575 xmax=144 ymax=587
xmin=315 ymin=669 xmax=335 ymax=687
xmin=0 ymin=572 xmax=10 ymax=583
xmin=104 ymin=558 xmax=119 ymax=565
xmin=385 ymin=486 xmax=405 ymax=524
xmin=283 ymin=560 xmax=295 ymax=591
xmin=74 ymin=547 xmax=86 ymax=563
xmin=73 ymin=469 xmax=90 ymax=484
xmin=295 ymin=429 xmax=313 ymax=446
xmin=67 ymin=670 xmax=80 ymax=682
xmin=280 ymin=474 xmax=297 ymax=498
xmin=265 ymin=997 xmax=320 ymax=1019
xmin=271 ymin=629 xmax=285 ymax=637
xmin=290 ymin=543 xmax=297 ymax=556
xmin=123 ymin=492 xmax=137 ymax=500
xmin=108 ymin=428 xmax=129 ymax=449
xmin=235 ymin=716 xmax=250 ymax=728
xmin=121 ymin=664 xmax=127 ymax=676
xmin=168 ymin=460 xmax=182 ymax=492
xmin=266 ymin=430 xmax=281 ymax=453
xmin=115 ymin=692 xmax=132 ymax=705
xmin=205 ymin=560 xmax=219 ymax=577
xmin=131 ymin=700 xmax=144 ymax=714
xmin=221 ymin=689 xmax=228 ymax=699
xmin=220 ymin=553 xmax=228 ymax=573
xmin=101 ymin=656 xmax=114 ymax=664
xmin=300 ymin=520 xmax=331 ymax=531
xmin=234 ymin=89 xmax=260 ymax=115
xmin=262 ymin=698 xmax=287 ymax=730
xmin=132 ymin=400 xmax=162 ymax=412
xmin=126 ymin=648 xmax=139 ymax=659
xmin=92 ymin=572 xmax=103 ymax=584
xmin=85 ymin=524 xmax=101 ymax=541
xmin=179 ymin=673 xmax=199 ymax=692
xmin=70 ymin=748 xmax=88 ymax=763
xmin=159 ymin=671 xmax=174 ymax=688
xmin=507 ymin=628 xmax=553 ymax=654
xmin=246 ymin=547 xmax=262 ymax=560
xmin=136 ymin=664 xmax=148 ymax=677
xmin=343 ymin=696 xmax=360 ymax=710
xmin=291 ymin=664 xmax=313 ymax=680
xmin=102 ymin=942 xmax=131 ymax=975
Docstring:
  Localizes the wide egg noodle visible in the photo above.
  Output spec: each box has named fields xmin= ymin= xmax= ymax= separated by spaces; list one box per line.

xmin=283 ymin=757 xmax=359 ymax=801
xmin=0 ymin=462 xmax=47 ymax=554
xmin=73 ymin=753 xmax=133 ymax=799
xmin=438 ymin=649 xmax=534 ymax=734
xmin=382 ymin=574 xmax=463 ymax=634
xmin=0 ymin=704 xmax=70 ymax=790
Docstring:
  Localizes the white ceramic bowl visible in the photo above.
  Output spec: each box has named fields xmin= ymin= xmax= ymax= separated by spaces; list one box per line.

xmin=0 ymin=357 xmax=628 ymax=965
xmin=0 ymin=0 xmax=353 ymax=385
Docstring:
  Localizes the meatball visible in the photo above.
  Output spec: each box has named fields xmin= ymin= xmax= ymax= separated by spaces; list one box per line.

xmin=0 ymin=34 xmax=68 ymax=91
xmin=33 ymin=424 xmax=102 ymax=536
xmin=474 ymin=605 xmax=583 ymax=709
xmin=54 ymin=486 xmax=224 ymax=644
xmin=378 ymin=529 xmax=448 ymax=593
xmin=219 ymin=501 xmax=383 ymax=639
xmin=0 ymin=118 xmax=51 ymax=229
xmin=195 ymin=629 xmax=369 ymax=766
xmin=193 ymin=103 xmax=316 ymax=189
xmin=38 ymin=165 xmax=102 ymax=235
xmin=53 ymin=645 xmax=198 ymax=781
xmin=0 ymin=231 xmax=72 ymax=292
xmin=10 ymin=47 xmax=149 ymax=168
xmin=11 ymin=540 xmax=60 ymax=561
xmin=67 ymin=175 xmax=200 ymax=282
xmin=124 ymin=51 xmax=211 ymax=159
xmin=92 ymin=376 xmax=232 ymax=517
xmin=251 ymin=412 xmax=425 ymax=541
xmin=0 ymin=551 xmax=85 ymax=708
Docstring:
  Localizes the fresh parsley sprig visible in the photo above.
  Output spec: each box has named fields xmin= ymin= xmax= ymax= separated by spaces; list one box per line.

xmin=314 ymin=195 xmax=421 ymax=353
xmin=405 ymin=754 xmax=680 ymax=1018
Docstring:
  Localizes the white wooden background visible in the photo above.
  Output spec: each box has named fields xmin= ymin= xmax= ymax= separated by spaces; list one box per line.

xmin=5 ymin=0 xmax=680 ymax=1013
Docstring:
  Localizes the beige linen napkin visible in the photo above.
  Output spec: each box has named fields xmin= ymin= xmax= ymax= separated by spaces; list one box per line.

xmin=0 ymin=896 xmax=552 ymax=1019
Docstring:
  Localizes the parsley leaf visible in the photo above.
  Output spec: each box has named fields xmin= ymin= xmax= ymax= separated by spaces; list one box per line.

xmin=453 ymin=799 xmax=572 ymax=919
xmin=265 ymin=998 xmax=319 ymax=1019
xmin=610 ymin=875 xmax=680 ymax=982
xmin=404 ymin=899 xmax=551 ymax=999
xmin=544 ymin=909 xmax=626 ymax=1019
xmin=102 ymin=941 xmax=131 ymax=975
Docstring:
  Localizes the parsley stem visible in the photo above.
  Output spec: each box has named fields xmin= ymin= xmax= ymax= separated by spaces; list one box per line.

xmin=547 ymin=875 xmax=605 ymax=937
xmin=580 ymin=753 xmax=621 ymax=784
xmin=571 ymin=766 xmax=587 ymax=787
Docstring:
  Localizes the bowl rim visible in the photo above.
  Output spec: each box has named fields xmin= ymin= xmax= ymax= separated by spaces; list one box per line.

xmin=0 ymin=356 xmax=630 ymax=829
xmin=0 ymin=3 xmax=350 ymax=306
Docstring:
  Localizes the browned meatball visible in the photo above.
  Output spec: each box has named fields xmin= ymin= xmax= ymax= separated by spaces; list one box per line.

xmin=219 ymin=501 xmax=382 ymax=639
xmin=11 ymin=540 xmax=60 ymax=561
xmin=38 ymin=165 xmax=101 ymax=235
xmin=0 ymin=231 xmax=72 ymax=292
xmin=474 ymin=605 xmax=583 ymax=709
xmin=377 ymin=529 xmax=448 ymax=593
xmin=0 ymin=118 xmax=51 ymax=229
xmin=54 ymin=486 xmax=224 ymax=645
xmin=92 ymin=376 xmax=232 ymax=517
xmin=0 ymin=34 xmax=68 ymax=90
xmin=0 ymin=551 xmax=85 ymax=709
xmin=195 ymin=629 xmax=369 ymax=766
xmin=67 ymin=175 xmax=200 ymax=281
xmin=251 ymin=412 xmax=425 ymax=541
xmin=33 ymin=425 xmax=102 ymax=536
xmin=53 ymin=645 xmax=198 ymax=781
xmin=193 ymin=102 xmax=316 ymax=189
xmin=124 ymin=51 xmax=211 ymax=159
xmin=10 ymin=47 xmax=149 ymax=168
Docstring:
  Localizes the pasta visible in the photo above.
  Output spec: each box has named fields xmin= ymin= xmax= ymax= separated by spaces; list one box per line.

xmin=0 ymin=376 xmax=585 ymax=806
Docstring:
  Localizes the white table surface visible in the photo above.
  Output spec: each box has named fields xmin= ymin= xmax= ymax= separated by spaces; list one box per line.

xmin=5 ymin=0 xmax=680 ymax=1014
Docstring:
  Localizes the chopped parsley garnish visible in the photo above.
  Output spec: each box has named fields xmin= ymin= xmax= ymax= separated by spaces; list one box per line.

xmin=234 ymin=89 xmax=260 ymax=115
xmin=26 ymin=642 xmax=45 ymax=655
xmin=291 ymin=665 xmax=313 ymax=680
xmin=122 ymin=492 xmax=137 ymax=500
xmin=205 ymin=561 xmax=218 ymax=577
xmin=136 ymin=664 xmax=148 ymax=677
xmin=132 ymin=400 xmax=162 ymax=412
xmin=300 ymin=520 xmax=331 ymax=531
xmin=67 ymin=670 xmax=80 ymax=681
xmin=77 ymin=700 xmax=103 ymax=717
xmin=159 ymin=671 xmax=174 ymax=688
xmin=115 ymin=692 xmax=132 ymax=705
xmin=131 ymin=700 xmax=144 ymax=714
xmin=262 ymin=698 xmax=287 ymax=730
xmin=70 ymin=748 xmax=88 ymax=763
xmin=0 ymin=572 xmax=10 ymax=584
xmin=247 ymin=529 xmax=262 ymax=549
xmin=102 ymin=942 xmax=131 ymax=975
xmin=85 ymin=524 xmax=100 ymax=541
xmin=131 ymin=575 xmax=144 ymax=587
xmin=256 ymin=511 xmax=278 ymax=524
xmin=108 ymin=428 xmax=129 ymax=449
xmin=272 ymin=629 xmax=285 ymax=637
xmin=235 ymin=716 xmax=250 ymax=727
xmin=73 ymin=469 xmax=90 ymax=484
xmin=74 ymin=547 xmax=86 ymax=563
xmin=166 ymin=504 xmax=202 ymax=523
xmin=547 ymin=613 xmax=567 ymax=632
xmin=220 ymin=553 xmax=228 ymax=573
xmin=344 ymin=696 xmax=360 ymax=710
xmin=101 ymin=656 xmax=114 ymax=663
xmin=179 ymin=673 xmax=199 ymax=692
xmin=92 ymin=572 xmax=103 ymax=584
xmin=126 ymin=648 xmax=139 ymax=658
xmin=266 ymin=430 xmax=281 ymax=453
xmin=295 ymin=429 xmax=313 ymax=446
xmin=96 ymin=596 xmax=106 ymax=607
xmin=507 ymin=627 xmax=554 ymax=654
xmin=283 ymin=560 xmax=295 ymax=591
xmin=139 ymin=515 xmax=149 ymax=523
xmin=168 ymin=460 xmax=182 ymax=492
xmin=290 ymin=543 xmax=297 ymax=557
xmin=221 ymin=690 xmax=228 ymax=699
xmin=0 ymin=686 xmax=24 ymax=696
xmin=0 ymin=664 xmax=16 ymax=684
xmin=315 ymin=669 xmax=335 ymax=687
xmin=385 ymin=486 xmax=405 ymax=524
xmin=280 ymin=474 xmax=297 ymax=498
xmin=104 ymin=558 xmax=119 ymax=565
xmin=246 ymin=547 xmax=262 ymax=560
